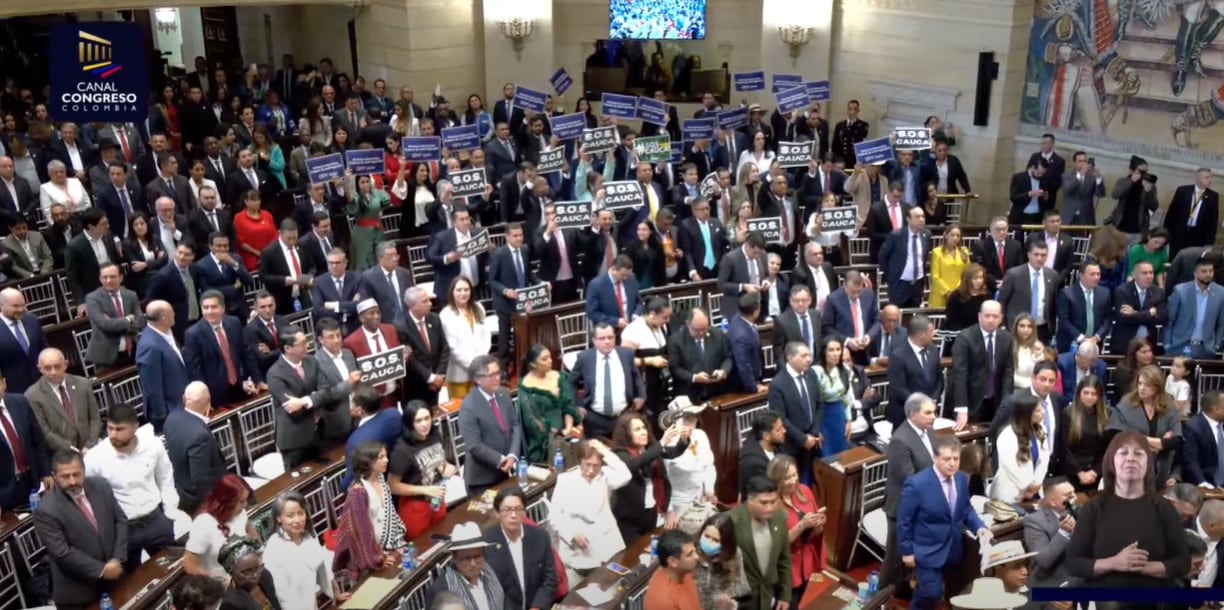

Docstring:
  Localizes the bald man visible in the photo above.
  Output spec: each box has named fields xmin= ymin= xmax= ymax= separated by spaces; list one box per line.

xmin=164 ymin=381 xmax=228 ymax=514
xmin=25 ymin=347 xmax=102 ymax=453
xmin=135 ymin=300 xmax=190 ymax=434
xmin=0 ymin=287 xmax=45 ymax=393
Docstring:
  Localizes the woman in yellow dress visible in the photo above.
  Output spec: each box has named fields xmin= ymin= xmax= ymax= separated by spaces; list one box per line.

xmin=929 ymin=225 xmax=970 ymax=308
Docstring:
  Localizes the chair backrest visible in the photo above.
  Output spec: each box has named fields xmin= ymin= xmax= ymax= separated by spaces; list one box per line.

xmin=208 ymin=417 xmax=242 ymax=474
xmin=526 ymin=495 xmax=551 ymax=528
xmin=860 ymin=459 xmax=890 ymax=514
xmin=0 ymin=544 xmax=26 ymax=610
xmin=736 ymin=404 xmax=769 ymax=448
xmin=287 ymin=310 xmax=315 ymax=352
xmin=870 ymin=381 xmax=891 ymax=422
xmin=244 ymin=271 xmax=266 ymax=312
xmin=107 ymin=370 xmax=145 ymax=419
xmin=150 ymin=591 xmax=174 ymax=610
xmin=381 ymin=210 xmax=403 ymax=238
xmin=442 ymin=412 xmax=466 ymax=467
xmin=302 ymin=483 xmax=331 ymax=536
xmin=237 ymin=396 xmax=278 ymax=472
xmin=72 ymin=326 xmax=95 ymax=377
xmin=93 ymin=382 xmax=111 ymax=425
xmin=848 ymin=237 xmax=871 ymax=265
xmin=555 ymin=312 xmax=589 ymax=359
xmin=1199 ymin=373 xmax=1224 ymax=405
xmin=406 ymin=245 xmax=432 ymax=285
xmin=667 ymin=293 xmax=702 ymax=320
xmin=13 ymin=521 xmax=45 ymax=574
xmin=396 ymin=576 xmax=433 ymax=610
xmin=23 ymin=276 xmax=61 ymax=325
xmin=322 ymin=469 xmax=347 ymax=528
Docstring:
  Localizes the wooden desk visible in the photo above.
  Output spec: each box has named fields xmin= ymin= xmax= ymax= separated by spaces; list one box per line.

xmin=704 ymin=390 xmax=768 ymax=504
xmin=813 ymin=445 xmax=884 ymax=571
xmin=557 ymin=528 xmax=658 ymax=609
xmin=803 ymin=569 xmax=893 ymax=610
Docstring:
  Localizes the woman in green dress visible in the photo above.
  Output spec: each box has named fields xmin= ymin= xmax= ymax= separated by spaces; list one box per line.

xmin=517 ymin=343 xmax=583 ymax=466
xmin=345 ymin=169 xmax=391 ymax=270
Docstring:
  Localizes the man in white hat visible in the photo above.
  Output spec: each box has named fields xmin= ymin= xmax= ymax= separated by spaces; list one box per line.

xmin=426 ymin=522 xmax=504 ymax=607
xmin=342 ymin=298 xmax=403 ymax=409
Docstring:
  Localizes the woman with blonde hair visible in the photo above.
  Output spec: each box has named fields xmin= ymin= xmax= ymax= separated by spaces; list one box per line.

xmin=729 ymin=163 xmax=761 ymax=216
xmin=929 ymin=225 xmax=969 ymax=308
xmin=1010 ymin=313 xmax=1046 ymax=390
xmin=726 ymin=199 xmax=756 ymax=247
xmin=439 ymin=275 xmax=490 ymax=400
xmin=1107 ymin=365 xmax=1183 ymax=488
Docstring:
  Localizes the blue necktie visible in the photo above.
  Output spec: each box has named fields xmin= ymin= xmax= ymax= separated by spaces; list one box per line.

xmin=10 ymin=321 xmax=29 ymax=354
xmin=602 ymin=355 xmax=614 ymax=416
xmin=700 ymin=222 xmax=714 ymax=269
xmin=796 ymin=375 xmax=811 ymax=421
xmin=800 ymin=314 xmax=812 ymax=350
xmin=513 ymin=249 xmax=525 ymax=287
xmin=1215 ymin=423 xmax=1224 ymax=487
xmin=1030 ymin=270 xmax=1041 ymax=320
xmin=696 ymin=337 xmax=706 ymax=361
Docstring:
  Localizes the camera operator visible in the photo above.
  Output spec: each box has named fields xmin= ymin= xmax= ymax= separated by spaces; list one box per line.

xmin=1022 ymin=476 xmax=1079 ymax=588
xmin=1106 ymin=155 xmax=1159 ymax=247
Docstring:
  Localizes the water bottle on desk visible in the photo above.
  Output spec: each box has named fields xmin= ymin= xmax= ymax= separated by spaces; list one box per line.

xmin=517 ymin=456 xmax=529 ymax=486
xmin=28 ymin=490 xmax=39 ymax=511
xmin=650 ymin=535 xmax=660 ymax=558
xmin=553 ymin=447 xmax=565 ymax=471
xmin=430 ymin=479 xmax=444 ymax=511
xmin=403 ymin=542 xmax=417 ymax=571
xmin=99 ymin=594 xmax=114 ymax=610
xmin=868 ymin=570 xmax=879 ymax=594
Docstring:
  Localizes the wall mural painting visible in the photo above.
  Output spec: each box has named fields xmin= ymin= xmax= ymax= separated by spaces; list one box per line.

xmin=1021 ymin=0 xmax=1224 ymax=157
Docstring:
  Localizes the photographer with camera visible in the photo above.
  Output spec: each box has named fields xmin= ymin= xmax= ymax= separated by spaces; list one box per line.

xmin=1022 ymin=476 xmax=1079 ymax=588
xmin=1106 ymin=155 xmax=1160 ymax=246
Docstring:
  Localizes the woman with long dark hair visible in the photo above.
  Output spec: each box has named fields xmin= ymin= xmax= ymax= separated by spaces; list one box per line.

xmin=610 ymin=411 xmax=689 ymax=544
xmin=944 ymin=263 xmax=990 ymax=331
xmin=990 ymin=393 xmax=1048 ymax=503
xmin=694 ymin=512 xmax=750 ymax=610
xmin=813 ymin=335 xmax=855 ymax=456
xmin=333 ymin=440 xmax=406 ymax=578
xmin=388 ymin=401 xmax=457 ymax=541
xmin=767 ymin=454 xmax=825 ymax=605
xmin=461 ymin=94 xmax=493 ymax=141
xmin=517 ymin=344 xmax=581 ymax=465
xmin=184 ymin=474 xmax=257 ymax=582
xmin=1058 ymin=374 xmax=1109 ymax=493
xmin=1112 ymin=336 xmax=1156 ymax=404
xmin=122 ymin=211 xmax=168 ymax=298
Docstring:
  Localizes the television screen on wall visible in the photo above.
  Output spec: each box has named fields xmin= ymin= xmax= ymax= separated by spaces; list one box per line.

xmin=609 ymin=0 xmax=706 ymax=40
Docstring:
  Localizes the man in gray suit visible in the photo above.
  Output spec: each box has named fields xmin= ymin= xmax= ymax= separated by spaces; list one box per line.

xmin=458 ymin=354 xmax=523 ymax=498
xmin=266 ymin=325 xmax=329 ymax=469
xmin=97 ymin=122 xmax=145 ymax=165
xmin=33 ymin=450 xmax=129 ymax=609
xmin=998 ymin=238 xmax=1060 ymax=344
xmin=0 ymin=216 xmax=53 ymax=278
xmin=1060 ymin=151 xmax=1104 ymax=225
xmin=312 ymin=317 xmax=362 ymax=443
xmin=85 ymin=263 xmax=143 ymax=368
xmin=879 ymin=393 xmax=936 ymax=593
xmin=1022 ymin=476 xmax=1078 ymax=588
xmin=26 ymin=348 xmax=103 ymax=455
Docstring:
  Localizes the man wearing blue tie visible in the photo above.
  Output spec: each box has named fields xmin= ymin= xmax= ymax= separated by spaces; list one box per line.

xmin=679 ymin=198 xmax=728 ymax=281
xmin=490 ymin=223 xmax=544 ymax=361
xmin=880 ymin=207 xmax=931 ymax=308
xmin=772 ymin=285 xmax=820 ymax=362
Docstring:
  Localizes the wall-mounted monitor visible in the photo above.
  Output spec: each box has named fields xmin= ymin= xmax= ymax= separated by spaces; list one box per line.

xmin=609 ymin=0 xmax=706 ymax=40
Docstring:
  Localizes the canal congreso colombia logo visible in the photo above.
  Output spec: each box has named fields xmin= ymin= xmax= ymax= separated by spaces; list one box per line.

xmin=50 ymin=23 xmax=148 ymax=122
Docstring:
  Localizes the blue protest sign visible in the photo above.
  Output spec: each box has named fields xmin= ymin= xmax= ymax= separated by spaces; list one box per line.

xmin=681 ymin=119 xmax=716 ymax=142
xmin=441 ymin=124 xmax=481 ymax=152
xmin=344 ymin=149 xmax=385 ymax=175
xmin=775 ymin=85 xmax=810 ymax=114
xmin=402 ymin=136 xmax=442 ymax=162
xmin=306 ymin=153 xmax=345 ymax=184
xmin=805 ymin=80 xmax=831 ymax=103
xmin=771 ymin=73 xmax=803 ymax=93
xmin=670 ymin=140 xmax=685 ymax=164
xmin=733 ymin=71 xmax=766 ymax=92
xmin=549 ymin=112 xmax=587 ymax=141
xmin=717 ymin=107 xmax=749 ymax=130
xmin=636 ymin=97 xmax=669 ymax=126
xmin=549 ymin=68 xmax=573 ymax=95
xmin=514 ymin=85 xmax=548 ymax=113
xmin=600 ymin=93 xmax=638 ymax=119
xmin=854 ymin=136 xmax=895 ymax=165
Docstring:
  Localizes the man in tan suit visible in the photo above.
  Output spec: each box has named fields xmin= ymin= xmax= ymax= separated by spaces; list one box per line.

xmin=25 ymin=347 xmax=102 ymax=454
xmin=0 ymin=216 xmax=53 ymax=278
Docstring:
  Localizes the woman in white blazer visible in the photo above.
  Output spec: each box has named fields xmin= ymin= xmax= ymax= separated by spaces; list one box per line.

xmin=438 ymin=275 xmax=491 ymax=401
xmin=735 ymin=130 xmax=775 ymax=183
xmin=990 ymin=393 xmax=1049 ymax=503
xmin=40 ymin=159 xmax=91 ymax=217
xmin=551 ymin=439 xmax=631 ymax=586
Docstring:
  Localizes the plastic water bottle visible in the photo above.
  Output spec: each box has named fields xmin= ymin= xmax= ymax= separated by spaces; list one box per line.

xmin=553 ymin=447 xmax=565 ymax=471
xmin=650 ymin=535 xmax=660 ymax=557
xmin=99 ymin=594 xmax=114 ymax=610
xmin=293 ymin=298 xmax=302 ymax=312
xmin=430 ymin=479 xmax=444 ymax=512
xmin=517 ymin=457 xmax=529 ymax=486
xmin=403 ymin=542 xmax=417 ymax=570
xmin=868 ymin=570 xmax=879 ymax=594
xmin=720 ymin=318 xmax=728 ymax=332
xmin=27 ymin=490 xmax=39 ymax=511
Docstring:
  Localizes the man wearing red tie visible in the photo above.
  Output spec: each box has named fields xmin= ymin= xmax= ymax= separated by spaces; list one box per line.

xmin=395 ymin=286 xmax=449 ymax=406
xmin=585 ymin=255 xmax=643 ymax=331
xmin=867 ymin=181 xmax=909 ymax=263
xmin=258 ymin=219 xmax=315 ymax=315
xmin=343 ymin=299 xmax=404 ymax=409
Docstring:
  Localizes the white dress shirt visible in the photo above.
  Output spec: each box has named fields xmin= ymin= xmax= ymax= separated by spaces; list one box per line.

xmin=1196 ymin=515 xmax=1220 ymax=587
xmin=906 ymin=419 xmax=934 ymax=457
xmin=264 ymin=532 xmax=336 ymax=610
xmin=149 ymin=325 xmax=184 ymax=363
xmin=280 ymin=240 xmax=301 ymax=297
xmin=502 ymin=527 xmax=527 ymax=601
xmin=362 ymin=327 xmax=396 ymax=394
xmin=989 ymin=424 xmax=1049 ymax=503
xmin=84 ymin=430 xmax=180 ymax=519
xmin=592 ymin=350 xmax=628 ymax=416
xmin=320 ymin=347 xmax=350 ymax=379
xmin=88 ymin=235 xmax=111 ymax=264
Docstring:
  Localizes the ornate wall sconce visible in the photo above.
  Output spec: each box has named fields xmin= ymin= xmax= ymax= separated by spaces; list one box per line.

xmin=499 ymin=18 xmax=535 ymax=61
xmin=778 ymin=25 xmax=814 ymax=66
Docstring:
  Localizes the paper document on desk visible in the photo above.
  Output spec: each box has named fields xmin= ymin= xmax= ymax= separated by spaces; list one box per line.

xmin=576 ymin=583 xmax=614 ymax=605
xmin=341 ymin=577 xmax=399 ymax=609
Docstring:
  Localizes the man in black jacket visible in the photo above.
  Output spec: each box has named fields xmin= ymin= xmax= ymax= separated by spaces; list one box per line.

xmin=738 ymin=410 xmax=785 ymax=501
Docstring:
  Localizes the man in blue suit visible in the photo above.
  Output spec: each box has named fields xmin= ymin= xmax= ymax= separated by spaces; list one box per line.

xmin=1182 ymin=391 xmax=1224 ymax=487
xmin=163 ymin=381 xmax=228 ymax=514
xmin=1055 ymin=260 xmax=1113 ymax=352
xmin=1166 ymin=257 xmax=1224 ymax=358
xmin=0 ymin=288 xmax=47 ymax=393
xmin=146 ymin=242 xmax=201 ymax=343
xmin=136 ymin=300 xmax=190 ymax=434
xmin=897 ymin=435 xmax=992 ymax=609
xmin=821 ymin=271 xmax=878 ymax=366
xmin=1055 ymin=342 xmax=1107 ymax=404
xmin=94 ymin=162 xmax=144 ymax=239
xmin=425 ymin=205 xmax=487 ymax=299
xmin=341 ymin=384 xmax=401 ymax=488
xmin=0 ymin=372 xmax=52 ymax=510
xmin=767 ymin=340 xmax=823 ymax=482
xmin=183 ymin=291 xmax=259 ymax=405
xmin=878 ymin=207 xmax=931 ymax=309
xmin=362 ymin=242 xmax=413 ymax=326
xmin=728 ymin=294 xmax=767 ymax=395
xmin=585 ymin=255 xmax=642 ymax=330
xmin=885 ymin=315 xmax=944 ymax=427
xmin=489 ymin=222 xmax=543 ymax=361
xmin=192 ymin=233 xmax=253 ymax=321
xmin=311 ymin=248 xmax=364 ymax=335
xmin=568 ymin=323 xmax=645 ymax=439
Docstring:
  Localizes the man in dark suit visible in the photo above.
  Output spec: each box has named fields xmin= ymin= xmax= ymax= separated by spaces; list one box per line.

xmin=144 ymin=153 xmax=195 ymax=214
xmin=93 ymin=163 xmax=144 ymax=240
xmin=1182 ymin=391 xmax=1224 ymax=486
xmin=677 ymin=198 xmax=728 ymax=281
xmin=794 ymin=154 xmax=847 ymax=212
xmin=577 ymin=209 xmax=620 ymax=284
xmin=192 ymin=233 xmax=252 ymax=321
xmin=296 ymin=211 xmax=334 ymax=275
xmin=790 ymin=242 xmax=837 ymax=308
xmin=224 ymin=149 xmax=280 ymax=208
xmin=950 ymin=300 xmax=1014 ymax=424
xmin=340 ymin=384 xmax=402 ymax=488
xmin=1111 ymin=262 xmax=1167 ymax=355
xmin=311 ymin=249 xmax=363 ymax=335
xmin=1056 ymin=342 xmax=1108 ymax=404
xmin=266 ymin=326 xmax=331 ymax=468
xmin=831 ymin=100 xmax=869 ymax=168
xmin=0 ymin=377 xmax=52 ymax=510
xmin=515 ymin=115 xmax=548 ymax=166
xmin=294 ymin=182 xmax=343 ymax=237
xmin=821 ymin=271 xmax=878 ymax=366
xmin=716 ymin=231 xmax=768 ymax=318
xmin=585 ymin=255 xmax=642 ymax=330
xmin=41 ymin=203 xmax=82 ymax=269
xmin=183 ymin=291 xmax=259 ymax=405
xmin=200 ymin=138 xmax=235 ymax=187
xmin=485 ymin=123 xmax=521 ymax=182
xmin=259 ymin=219 xmax=314 ymax=315
xmin=459 ymin=355 xmax=523 ymax=497
xmin=727 ymin=294 xmax=767 ymax=395
xmin=971 ymin=217 xmax=1024 ymax=291
xmin=1028 ymin=210 xmax=1075 ymax=285
xmin=425 ymin=206 xmax=488 ymax=303
xmin=569 ymin=323 xmax=645 ymax=439
xmin=1008 ymin=156 xmax=1052 ymax=226
xmin=313 ymin=318 xmax=362 ymax=443
xmin=1060 ymin=151 xmax=1105 ymax=225
xmin=998 ymin=238 xmax=1060 ymax=343
xmin=533 ymin=203 xmax=581 ymax=303
xmin=483 ymin=486 xmax=558 ymax=610
xmin=0 ymin=288 xmax=47 ymax=393
xmin=84 ymin=264 xmax=143 ymax=368
xmin=396 ymin=286 xmax=450 ymax=405
xmin=885 ymin=315 xmax=944 ymax=426
xmin=489 ymin=223 xmax=542 ymax=361
xmin=667 ymin=307 xmax=732 ymax=402
xmin=0 ymin=156 xmax=37 ymax=231
xmin=163 ymin=381 xmax=228 ymax=514
xmin=918 ymin=140 xmax=971 ymax=196
xmin=64 ymin=208 xmax=121 ymax=317
xmin=362 ymin=242 xmax=414 ymax=327
xmin=33 ymin=450 xmax=128 ymax=610
xmin=146 ymin=243 xmax=201 ymax=342
xmin=134 ymin=133 xmax=186 ymax=193
xmin=1028 ymin=133 xmax=1066 ymax=202
xmin=149 ymin=195 xmax=193 ymax=257
xmin=866 ymin=305 xmax=907 ymax=367
xmin=1055 ymin=260 xmax=1113 ymax=352
xmin=492 ymin=84 xmax=526 ymax=132
xmin=866 ymin=183 xmax=909 ymax=262
xmin=772 ymin=284 xmax=820 ymax=361
xmin=1164 ymin=169 xmax=1220 ymax=257
xmin=738 ymin=411 xmax=785 ymax=500
xmin=879 ymin=207 xmax=931 ymax=308
xmin=989 ymin=361 xmax=1064 ymax=475
xmin=618 ymin=163 xmax=667 ymax=245
xmin=1022 ymin=477 xmax=1078 ymax=589
xmin=136 ymin=301 xmax=191 ymax=434
xmin=767 ymin=340 xmax=824 ymax=483
xmin=186 ymin=185 xmax=233 ymax=248
xmin=243 ymin=292 xmax=287 ymax=385
xmin=879 ymin=393 xmax=937 ymax=593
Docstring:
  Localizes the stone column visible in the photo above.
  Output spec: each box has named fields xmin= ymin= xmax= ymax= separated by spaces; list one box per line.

xmin=481 ymin=0 xmax=555 ymax=103
xmin=759 ymin=0 xmax=834 ymax=104
xmin=355 ymin=0 xmax=484 ymax=101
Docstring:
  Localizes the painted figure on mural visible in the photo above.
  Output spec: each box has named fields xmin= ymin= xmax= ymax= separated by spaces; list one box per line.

xmin=1022 ymin=0 xmax=1120 ymax=133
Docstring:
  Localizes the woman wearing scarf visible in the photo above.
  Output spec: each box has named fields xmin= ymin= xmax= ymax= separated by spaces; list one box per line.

xmin=333 ymin=440 xmax=407 ymax=579
xmin=217 ymin=536 xmax=282 ymax=610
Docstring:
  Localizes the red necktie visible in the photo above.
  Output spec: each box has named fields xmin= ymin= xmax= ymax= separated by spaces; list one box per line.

xmin=0 ymin=406 xmax=29 ymax=474
xmin=890 ymin=203 xmax=900 ymax=230
xmin=74 ymin=494 xmax=98 ymax=531
xmin=372 ymin=331 xmax=385 ymax=352
xmin=58 ymin=385 xmax=76 ymax=421
xmin=117 ymin=130 xmax=131 ymax=161
xmin=488 ymin=395 xmax=507 ymax=432
xmin=604 ymin=235 xmax=615 ymax=267
xmin=997 ymin=242 xmax=1005 ymax=274
xmin=615 ymin=282 xmax=626 ymax=318
xmin=418 ymin=320 xmax=430 ymax=351
xmin=216 ymin=326 xmax=238 ymax=385
xmin=111 ymin=292 xmax=123 ymax=317
xmin=289 ymin=248 xmax=302 ymax=276
xmin=266 ymin=320 xmax=279 ymax=347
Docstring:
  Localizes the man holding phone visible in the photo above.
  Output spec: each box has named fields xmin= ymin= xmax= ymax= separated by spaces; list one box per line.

xmin=1060 ymin=151 xmax=1104 ymax=225
xmin=1021 ymin=476 xmax=1078 ymax=589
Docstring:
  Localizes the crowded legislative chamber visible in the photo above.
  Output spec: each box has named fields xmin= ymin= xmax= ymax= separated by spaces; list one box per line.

xmin=2 ymin=0 xmax=1224 ymax=609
